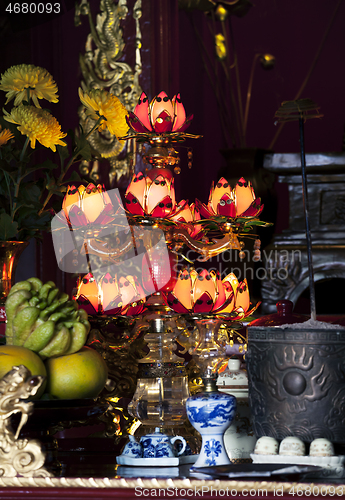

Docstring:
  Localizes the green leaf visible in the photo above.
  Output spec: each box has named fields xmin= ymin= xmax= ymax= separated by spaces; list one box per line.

xmin=73 ymin=132 xmax=92 ymax=162
xmin=0 ymin=212 xmax=18 ymax=240
xmin=62 ymin=170 xmax=82 ymax=184
xmin=57 ymin=143 xmax=70 ymax=162
xmin=21 ymin=159 xmax=58 ymax=179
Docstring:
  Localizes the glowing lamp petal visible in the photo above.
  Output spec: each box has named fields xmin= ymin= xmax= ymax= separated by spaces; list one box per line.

xmin=193 ymin=269 xmax=217 ymax=306
xmin=172 ymin=93 xmax=186 ymax=131
xmin=217 ymin=195 xmax=236 ymax=217
xmin=146 ymin=175 xmax=175 ymax=215
xmin=193 ymin=291 xmax=214 ymax=314
xmin=210 ymin=178 xmax=232 ymax=215
xmin=172 ymin=269 xmax=193 ymax=310
xmin=170 ymin=200 xmax=192 ymax=222
xmin=195 ymin=199 xmax=214 ymax=219
xmin=126 ymin=173 xmax=146 ymax=204
xmin=104 ymin=296 xmax=122 ymax=315
xmin=217 ymin=287 xmax=235 ymax=314
xmin=81 ymin=183 xmax=106 ymax=223
xmin=165 ymin=292 xmax=190 ymax=314
xmin=235 ymin=177 xmax=255 ymax=215
xmin=93 ymin=203 xmax=115 ymax=225
xmin=149 ymin=195 xmax=174 ymax=217
xmin=153 ymin=110 xmax=173 ymax=133
xmin=240 ymin=198 xmax=263 ymax=217
xmin=125 ymin=192 xmax=145 ymax=215
xmin=213 ymin=274 xmax=227 ymax=310
xmin=133 ymin=92 xmax=152 ymax=131
xmin=76 ymin=295 xmax=98 ymax=315
xmin=142 ymin=248 xmax=177 ymax=294
xmin=68 ymin=205 xmax=88 ymax=226
xmin=101 ymin=273 xmax=119 ymax=311
xmin=150 ymin=91 xmax=174 ymax=125
xmin=118 ymin=276 xmax=137 ymax=307
xmin=222 ymin=273 xmax=239 ymax=294
xmin=235 ymin=279 xmax=250 ymax=312
xmin=77 ymin=273 xmax=99 ymax=313
xmin=175 ymin=113 xmax=193 ymax=133
xmin=62 ymin=185 xmax=81 ymax=217
xmin=126 ymin=112 xmax=150 ymax=133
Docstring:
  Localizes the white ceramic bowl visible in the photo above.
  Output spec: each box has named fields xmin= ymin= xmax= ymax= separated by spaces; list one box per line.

xmin=309 ymin=438 xmax=334 ymax=457
xmin=279 ymin=436 xmax=305 ymax=456
xmin=254 ymin=436 xmax=279 ymax=455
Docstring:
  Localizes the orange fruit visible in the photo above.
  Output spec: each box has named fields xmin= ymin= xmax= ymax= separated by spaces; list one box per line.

xmin=0 ymin=345 xmax=47 ymax=399
xmin=45 ymin=346 xmax=108 ymax=400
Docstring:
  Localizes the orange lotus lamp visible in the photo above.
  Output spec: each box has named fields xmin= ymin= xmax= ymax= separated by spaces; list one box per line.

xmin=74 ymin=272 xmax=146 ymax=316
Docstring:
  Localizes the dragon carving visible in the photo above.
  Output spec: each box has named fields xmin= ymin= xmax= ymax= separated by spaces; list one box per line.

xmin=0 ymin=365 xmax=51 ymax=477
xmin=75 ymin=0 xmax=143 ymax=184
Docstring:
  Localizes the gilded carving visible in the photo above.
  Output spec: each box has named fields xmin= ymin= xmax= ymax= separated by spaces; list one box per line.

xmin=75 ymin=0 xmax=143 ymax=183
xmin=0 ymin=365 xmax=52 ymax=477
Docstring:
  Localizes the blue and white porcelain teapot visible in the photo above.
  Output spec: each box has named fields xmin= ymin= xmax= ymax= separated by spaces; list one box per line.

xmin=140 ymin=428 xmax=187 ymax=458
xmin=122 ymin=428 xmax=187 ymax=459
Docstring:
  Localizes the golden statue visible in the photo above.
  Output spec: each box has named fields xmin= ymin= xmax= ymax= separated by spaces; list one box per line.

xmin=0 ymin=365 xmax=52 ymax=477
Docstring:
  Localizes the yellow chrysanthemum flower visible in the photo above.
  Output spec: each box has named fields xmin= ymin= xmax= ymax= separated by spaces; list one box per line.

xmin=0 ymin=64 xmax=59 ymax=108
xmin=0 ymin=126 xmax=14 ymax=147
xmin=78 ymin=88 xmax=129 ymax=139
xmin=3 ymin=105 xmax=67 ymax=152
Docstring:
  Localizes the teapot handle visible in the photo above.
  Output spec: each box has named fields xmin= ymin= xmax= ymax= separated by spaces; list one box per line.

xmin=171 ymin=436 xmax=187 ymax=456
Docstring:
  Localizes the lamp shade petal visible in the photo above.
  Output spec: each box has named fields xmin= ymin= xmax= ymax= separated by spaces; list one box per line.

xmin=125 ymin=192 xmax=145 ymax=215
xmin=101 ymin=272 xmax=119 ymax=311
xmin=234 ymin=177 xmax=255 ymax=215
xmin=126 ymin=112 xmax=150 ymax=133
xmin=63 ymin=185 xmax=82 ymax=218
xmin=193 ymin=291 xmax=214 ymax=314
xmin=209 ymin=178 xmax=233 ymax=215
xmin=235 ymin=279 xmax=250 ymax=312
xmin=68 ymin=205 xmax=88 ymax=226
xmin=217 ymin=195 xmax=236 ymax=217
xmin=150 ymin=91 xmax=174 ymax=126
xmin=175 ymin=113 xmax=193 ymax=133
xmin=240 ymin=198 xmax=263 ymax=217
xmin=152 ymin=110 xmax=174 ymax=133
xmin=76 ymin=273 xmax=99 ymax=313
xmin=172 ymin=93 xmax=186 ymax=132
xmin=193 ymin=269 xmax=216 ymax=305
xmin=171 ymin=269 xmax=193 ymax=310
xmin=165 ymin=292 xmax=190 ymax=314
xmin=146 ymin=175 xmax=175 ymax=216
xmin=195 ymin=198 xmax=214 ymax=219
xmin=133 ymin=92 xmax=152 ymax=131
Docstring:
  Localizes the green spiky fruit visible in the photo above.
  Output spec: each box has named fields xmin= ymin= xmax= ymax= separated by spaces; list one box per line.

xmin=5 ymin=278 xmax=90 ymax=359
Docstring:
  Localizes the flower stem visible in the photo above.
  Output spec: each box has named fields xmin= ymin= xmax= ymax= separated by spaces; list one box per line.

xmin=19 ymin=136 xmax=30 ymax=163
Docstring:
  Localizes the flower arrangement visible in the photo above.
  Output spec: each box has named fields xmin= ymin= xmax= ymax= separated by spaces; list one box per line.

xmin=0 ymin=64 xmax=129 ymax=241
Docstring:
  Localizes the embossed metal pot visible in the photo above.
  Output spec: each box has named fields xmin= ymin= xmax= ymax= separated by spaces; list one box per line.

xmin=246 ymin=325 xmax=345 ymax=443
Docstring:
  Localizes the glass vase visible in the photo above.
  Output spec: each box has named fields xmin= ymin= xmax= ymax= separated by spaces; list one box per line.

xmin=0 ymin=241 xmax=29 ymax=339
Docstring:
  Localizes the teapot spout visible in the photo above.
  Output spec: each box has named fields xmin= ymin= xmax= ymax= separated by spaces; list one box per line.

xmin=128 ymin=434 xmax=139 ymax=443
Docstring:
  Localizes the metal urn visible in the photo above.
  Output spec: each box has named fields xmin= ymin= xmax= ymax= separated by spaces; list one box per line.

xmin=246 ymin=318 xmax=345 ymax=444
